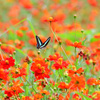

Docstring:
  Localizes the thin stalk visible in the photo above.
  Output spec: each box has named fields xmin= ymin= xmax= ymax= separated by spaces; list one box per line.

xmin=45 ymin=78 xmax=54 ymax=93
xmin=27 ymin=18 xmax=36 ymax=36
xmin=74 ymin=15 xmax=77 ymax=42
xmin=23 ymin=76 xmax=37 ymax=93
xmin=49 ymin=23 xmax=72 ymax=66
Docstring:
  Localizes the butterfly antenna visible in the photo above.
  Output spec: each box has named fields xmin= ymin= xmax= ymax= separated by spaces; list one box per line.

xmin=49 ymin=23 xmax=72 ymax=66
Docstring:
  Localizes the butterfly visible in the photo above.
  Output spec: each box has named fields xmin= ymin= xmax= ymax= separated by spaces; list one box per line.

xmin=36 ymin=35 xmax=51 ymax=49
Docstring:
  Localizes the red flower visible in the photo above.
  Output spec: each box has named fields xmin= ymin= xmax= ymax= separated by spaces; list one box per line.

xmin=69 ymin=75 xmax=85 ymax=90
xmin=0 ymin=57 xmax=15 ymax=69
xmin=31 ymin=58 xmax=50 ymax=80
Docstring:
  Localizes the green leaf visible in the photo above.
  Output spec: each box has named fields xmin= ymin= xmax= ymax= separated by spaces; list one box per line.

xmin=90 ymin=38 xmax=98 ymax=42
xmin=15 ymin=48 xmax=26 ymax=56
xmin=58 ymin=31 xmax=82 ymax=42
xmin=82 ymin=37 xmax=87 ymax=45
xmin=8 ymin=30 xmax=17 ymax=40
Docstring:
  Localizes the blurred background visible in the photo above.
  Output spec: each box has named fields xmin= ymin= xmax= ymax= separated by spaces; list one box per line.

xmin=0 ymin=0 xmax=100 ymax=62
xmin=0 ymin=0 xmax=100 ymax=32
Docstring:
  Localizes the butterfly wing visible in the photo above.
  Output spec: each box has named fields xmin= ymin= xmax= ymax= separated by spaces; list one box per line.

xmin=40 ymin=37 xmax=51 ymax=49
xmin=36 ymin=35 xmax=43 ymax=49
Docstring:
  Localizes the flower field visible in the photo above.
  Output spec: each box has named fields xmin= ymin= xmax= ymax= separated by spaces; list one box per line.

xmin=0 ymin=0 xmax=100 ymax=100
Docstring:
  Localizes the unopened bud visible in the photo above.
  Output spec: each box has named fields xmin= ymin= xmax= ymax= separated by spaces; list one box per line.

xmin=81 ymin=29 xmax=84 ymax=33
xmin=0 ymin=42 xmax=2 ymax=46
xmin=74 ymin=14 xmax=77 ymax=19
xmin=13 ymin=51 xmax=16 ymax=55
xmin=38 ymin=51 xmax=40 ymax=55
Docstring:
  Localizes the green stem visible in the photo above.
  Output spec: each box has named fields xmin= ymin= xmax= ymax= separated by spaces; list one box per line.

xmin=74 ymin=15 xmax=77 ymax=42
xmin=75 ymin=47 xmax=77 ymax=62
xmin=49 ymin=23 xmax=72 ymax=66
xmin=25 ymin=64 xmax=30 ymax=96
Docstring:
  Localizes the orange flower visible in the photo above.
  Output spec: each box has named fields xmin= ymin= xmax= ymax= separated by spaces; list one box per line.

xmin=68 ymin=67 xmax=84 ymax=77
xmin=94 ymin=34 xmax=100 ymax=39
xmin=27 ymin=31 xmax=35 ymax=38
xmin=20 ymin=26 xmax=28 ymax=31
xmin=67 ymin=41 xmax=83 ymax=48
xmin=31 ymin=9 xmax=39 ymax=16
xmin=1 ymin=45 xmax=15 ymax=54
xmin=29 ymin=38 xmax=37 ymax=46
xmin=27 ymin=50 xmax=35 ymax=57
xmin=53 ymin=10 xmax=66 ymax=23
xmin=31 ymin=57 xmax=50 ymax=80
xmin=40 ymin=90 xmax=50 ymax=95
xmin=65 ymin=23 xmax=82 ymax=31
xmin=52 ymin=57 xmax=69 ymax=70
xmin=72 ymin=93 xmax=82 ymax=100
xmin=69 ymin=75 xmax=85 ymax=90
xmin=41 ymin=9 xmax=51 ymax=23
xmin=10 ymin=18 xmax=20 ymax=25
xmin=19 ymin=0 xmax=33 ymax=9
xmin=8 ymin=5 xmax=20 ymax=17
xmin=15 ymin=40 xmax=24 ymax=49
xmin=16 ymin=30 xmax=23 ymax=37
xmin=88 ymin=0 xmax=97 ymax=7
xmin=47 ymin=17 xmax=57 ymax=23
xmin=87 ymin=24 xmax=95 ymax=29
xmin=92 ymin=91 xmax=100 ymax=100
xmin=58 ymin=94 xmax=64 ymax=100
xmin=10 ymin=67 xmax=26 ymax=78
xmin=48 ymin=53 xmax=62 ymax=61
xmin=87 ymin=78 xmax=97 ymax=85
xmin=33 ymin=93 xmax=43 ymax=100
xmin=21 ymin=96 xmax=34 ymax=100
xmin=0 ymin=68 xmax=9 ymax=81
xmin=0 ymin=57 xmax=15 ymax=69
xmin=4 ymin=80 xmax=24 ymax=97
xmin=58 ymin=82 xmax=69 ymax=89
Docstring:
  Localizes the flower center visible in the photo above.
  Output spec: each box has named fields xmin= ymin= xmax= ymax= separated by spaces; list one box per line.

xmin=75 ymin=81 xmax=79 ymax=84
xmin=5 ymin=60 xmax=9 ymax=64
xmin=58 ymin=58 xmax=62 ymax=65
xmin=37 ymin=64 xmax=41 ymax=68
